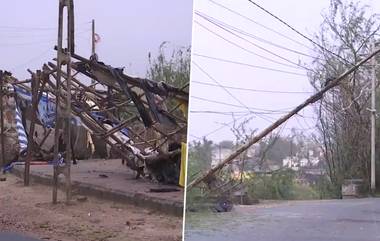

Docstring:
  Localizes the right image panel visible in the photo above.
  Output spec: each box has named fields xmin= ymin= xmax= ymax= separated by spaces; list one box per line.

xmin=185 ymin=0 xmax=380 ymax=240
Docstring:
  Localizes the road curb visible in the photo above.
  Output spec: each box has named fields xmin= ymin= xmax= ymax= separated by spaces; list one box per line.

xmin=11 ymin=167 xmax=183 ymax=217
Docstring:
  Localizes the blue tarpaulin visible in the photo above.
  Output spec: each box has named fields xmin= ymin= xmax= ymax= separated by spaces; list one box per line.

xmin=14 ymin=86 xmax=81 ymax=128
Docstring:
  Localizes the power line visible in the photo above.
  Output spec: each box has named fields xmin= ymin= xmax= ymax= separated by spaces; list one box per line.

xmin=193 ymin=61 xmax=292 ymax=125
xmin=191 ymin=110 xmax=290 ymax=115
xmin=195 ymin=11 xmax=321 ymax=60
xmin=195 ymin=18 xmax=314 ymax=73
xmin=194 ymin=20 xmax=304 ymax=71
xmin=0 ymin=25 xmax=56 ymax=31
xmin=0 ymin=21 xmax=92 ymax=31
xmin=191 ymin=96 xmax=292 ymax=113
xmin=0 ymin=29 xmax=92 ymax=47
xmin=0 ymin=28 xmax=91 ymax=39
xmin=0 ymin=39 xmax=56 ymax=47
xmin=193 ymin=61 xmax=262 ymax=114
xmin=190 ymin=110 xmax=250 ymax=115
xmin=246 ymin=0 xmax=353 ymax=66
xmin=293 ymin=114 xmax=317 ymax=132
xmin=192 ymin=80 xmax=312 ymax=94
xmin=200 ymin=112 xmax=254 ymax=138
xmin=207 ymin=0 xmax=315 ymax=51
xmin=193 ymin=53 xmax=306 ymax=76
xmin=189 ymin=134 xmax=203 ymax=140
xmin=10 ymin=48 xmax=52 ymax=71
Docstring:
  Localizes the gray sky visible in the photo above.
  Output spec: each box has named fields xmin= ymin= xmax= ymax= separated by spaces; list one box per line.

xmin=0 ymin=0 xmax=193 ymax=80
xmin=188 ymin=0 xmax=380 ymax=143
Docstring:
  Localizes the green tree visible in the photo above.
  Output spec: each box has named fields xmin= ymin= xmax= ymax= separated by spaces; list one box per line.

xmin=147 ymin=42 xmax=191 ymax=88
xmin=187 ymin=138 xmax=214 ymax=182
xmin=146 ymin=42 xmax=191 ymax=120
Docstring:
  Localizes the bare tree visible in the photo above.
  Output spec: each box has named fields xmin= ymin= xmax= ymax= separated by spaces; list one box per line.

xmin=308 ymin=0 xmax=380 ymax=191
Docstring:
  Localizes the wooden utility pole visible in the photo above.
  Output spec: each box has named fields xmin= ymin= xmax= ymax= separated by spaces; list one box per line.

xmin=24 ymin=72 xmax=40 ymax=186
xmin=53 ymin=0 xmax=74 ymax=204
xmin=91 ymin=19 xmax=96 ymax=86
xmin=52 ymin=0 xmax=64 ymax=204
xmin=91 ymin=19 xmax=95 ymax=56
xmin=0 ymin=71 xmax=5 ymax=170
xmin=187 ymin=47 xmax=380 ymax=190
xmin=371 ymin=41 xmax=378 ymax=192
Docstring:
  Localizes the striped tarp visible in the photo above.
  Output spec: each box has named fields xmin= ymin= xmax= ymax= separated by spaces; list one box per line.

xmin=15 ymin=105 xmax=27 ymax=154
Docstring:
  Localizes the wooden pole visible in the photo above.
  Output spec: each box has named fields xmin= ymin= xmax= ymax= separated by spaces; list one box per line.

xmin=91 ymin=19 xmax=96 ymax=87
xmin=25 ymin=71 xmax=42 ymax=186
xmin=91 ymin=19 xmax=95 ymax=57
xmin=53 ymin=0 xmax=65 ymax=204
xmin=63 ymin=0 xmax=74 ymax=203
xmin=187 ymin=47 xmax=380 ymax=190
xmin=0 ymin=71 xmax=5 ymax=170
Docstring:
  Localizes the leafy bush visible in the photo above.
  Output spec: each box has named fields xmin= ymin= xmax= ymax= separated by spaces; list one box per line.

xmin=245 ymin=169 xmax=338 ymax=200
xmin=246 ymin=169 xmax=297 ymax=200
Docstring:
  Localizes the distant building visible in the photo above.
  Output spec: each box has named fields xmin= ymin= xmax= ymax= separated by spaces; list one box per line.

xmin=211 ymin=146 xmax=233 ymax=168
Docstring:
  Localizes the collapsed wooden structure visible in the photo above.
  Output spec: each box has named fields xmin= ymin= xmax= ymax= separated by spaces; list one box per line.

xmin=0 ymin=0 xmax=188 ymax=203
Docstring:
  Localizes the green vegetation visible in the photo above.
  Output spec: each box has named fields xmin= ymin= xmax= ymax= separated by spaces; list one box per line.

xmin=246 ymin=170 xmax=299 ymax=200
xmin=147 ymin=42 xmax=191 ymax=88
xmin=245 ymin=170 xmax=340 ymax=200
xmin=186 ymin=138 xmax=214 ymax=206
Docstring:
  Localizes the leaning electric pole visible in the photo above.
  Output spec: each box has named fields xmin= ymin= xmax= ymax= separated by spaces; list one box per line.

xmin=371 ymin=41 xmax=378 ymax=193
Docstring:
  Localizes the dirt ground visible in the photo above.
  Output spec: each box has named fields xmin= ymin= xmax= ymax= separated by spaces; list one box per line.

xmin=0 ymin=175 xmax=182 ymax=241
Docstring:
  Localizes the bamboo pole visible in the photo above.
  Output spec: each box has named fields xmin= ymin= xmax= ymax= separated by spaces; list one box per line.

xmin=0 ymin=71 xmax=5 ymax=170
xmin=24 ymin=71 xmax=40 ymax=186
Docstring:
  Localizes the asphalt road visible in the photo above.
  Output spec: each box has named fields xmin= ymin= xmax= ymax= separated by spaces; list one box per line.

xmin=185 ymin=198 xmax=380 ymax=241
xmin=0 ymin=233 xmax=42 ymax=241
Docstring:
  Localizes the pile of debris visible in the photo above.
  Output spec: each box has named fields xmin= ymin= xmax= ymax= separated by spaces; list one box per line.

xmin=0 ymin=52 xmax=188 ymax=186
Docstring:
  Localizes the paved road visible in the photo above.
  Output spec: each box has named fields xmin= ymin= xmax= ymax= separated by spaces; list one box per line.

xmin=0 ymin=233 xmax=42 ymax=241
xmin=185 ymin=198 xmax=380 ymax=241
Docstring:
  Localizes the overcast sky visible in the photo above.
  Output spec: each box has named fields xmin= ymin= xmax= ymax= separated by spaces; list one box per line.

xmin=0 ymin=0 xmax=193 ymax=80
xmin=188 ymin=0 xmax=380 ymax=143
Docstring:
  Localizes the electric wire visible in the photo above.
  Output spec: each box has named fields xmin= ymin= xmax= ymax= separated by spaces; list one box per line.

xmin=195 ymin=11 xmax=321 ymax=60
xmin=193 ymin=61 xmax=287 ymax=125
xmin=194 ymin=20 xmax=304 ymax=71
xmin=192 ymin=80 xmax=312 ymax=94
xmin=0 ymin=21 xmax=93 ymax=31
xmin=207 ymin=0 xmax=315 ymax=51
xmin=10 ymin=48 xmax=52 ymax=71
xmin=193 ymin=53 xmax=306 ymax=76
xmin=191 ymin=96 xmax=293 ymax=113
xmin=199 ymin=112 xmax=254 ymax=139
xmin=246 ymin=0 xmax=353 ymax=66
xmin=195 ymin=19 xmax=315 ymax=73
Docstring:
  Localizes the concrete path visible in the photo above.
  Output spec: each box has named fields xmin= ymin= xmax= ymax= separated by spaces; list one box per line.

xmin=12 ymin=159 xmax=183 ymax=216
xmin=185 ymin=198 xmax=380 ymax=241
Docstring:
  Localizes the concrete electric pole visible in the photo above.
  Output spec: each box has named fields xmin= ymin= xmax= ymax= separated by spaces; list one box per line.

xmin=371 ymin=41 xmax=378 ymax=193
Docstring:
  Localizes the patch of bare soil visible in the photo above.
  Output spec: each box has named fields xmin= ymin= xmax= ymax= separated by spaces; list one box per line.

xmin=0 ymin=175 xmax=182 ymax=241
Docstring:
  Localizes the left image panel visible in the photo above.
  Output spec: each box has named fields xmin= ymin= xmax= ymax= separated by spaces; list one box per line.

xmin=0 ymin=1 xmax=192 ymax=241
